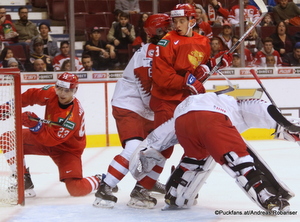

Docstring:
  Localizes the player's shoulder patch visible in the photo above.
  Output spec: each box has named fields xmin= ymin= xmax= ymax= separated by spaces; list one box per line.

xmin=42 ymin=85 xmax=52 ymax=90
xmin=157 ymin=39 xmax=170 ymax=47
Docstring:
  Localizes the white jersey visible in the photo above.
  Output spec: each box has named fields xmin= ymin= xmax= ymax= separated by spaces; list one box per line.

xmin=111 ymin=43 xmax=156 ymax=120
xmin=144 ymin=93 xmax=276 ymax=152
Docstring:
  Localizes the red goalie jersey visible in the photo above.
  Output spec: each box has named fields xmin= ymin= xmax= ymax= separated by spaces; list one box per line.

xmin=22 ymin=86 xmax=86 ymax=155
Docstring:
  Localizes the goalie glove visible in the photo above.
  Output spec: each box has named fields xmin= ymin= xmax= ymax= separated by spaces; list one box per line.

xmin=0 ymin=102 xmax=11 ymax=121
xmin=22 ymin=111 xmax=43 ymax=133
xmin=274 ymin=118 xmax=300 ymax=145
xmin=193 ymin=64 xmax=210 ymax=82
xmin=210 ymin=51 xmax=233 ymax=69
xmin=185 ymin=73 xmax=205 ymax=95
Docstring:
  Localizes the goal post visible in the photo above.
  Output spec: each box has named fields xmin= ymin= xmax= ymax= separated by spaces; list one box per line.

xmin=0 ymin=68 xmax=24 ymax=206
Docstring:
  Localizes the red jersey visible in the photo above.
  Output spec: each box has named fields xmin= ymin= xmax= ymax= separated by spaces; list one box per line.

xmin=198 ymin=21 xmax=213 ymax=39
xmin=254 ymin=49 xmax=282 ymax=67
xmin=22 ymin=86 xmax=86 ymax=155
xmin=152 ymin=30 xmax=211 ymax=101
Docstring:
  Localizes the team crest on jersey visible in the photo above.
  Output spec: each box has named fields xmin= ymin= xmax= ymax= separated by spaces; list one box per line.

xmin=42 ymin=85 xmax=52 ymax=90
xmin=147 ymin=49 xmax=155 ymax=57
xmin=157 ymin=39 xmax=169 ymax=47
xmin=188 ymin=50 xmax=205 ymax=69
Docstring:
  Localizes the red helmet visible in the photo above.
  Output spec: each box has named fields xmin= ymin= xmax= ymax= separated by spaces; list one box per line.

xmin=56 ymin=72 xmax=78 ymax=89
xmin=144 ymin=14 xmax=171 ymax=37
xmin=170 ymin=4 xmax=196 ymax=18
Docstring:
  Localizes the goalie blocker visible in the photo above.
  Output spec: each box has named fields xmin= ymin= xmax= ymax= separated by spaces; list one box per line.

xmin=163 ymin=142 xmax=293 ymax=211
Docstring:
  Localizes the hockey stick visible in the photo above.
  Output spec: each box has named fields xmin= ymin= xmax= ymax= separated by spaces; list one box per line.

xmin=214 ymin=70 xmax=235 ymax=95
xmin=207 ymin=0 xmax=268 ymax=77
xmin=250 ymin=69 xmax=300 ymax=133
xmin=28 ymin=105 xmax=74 ymax=128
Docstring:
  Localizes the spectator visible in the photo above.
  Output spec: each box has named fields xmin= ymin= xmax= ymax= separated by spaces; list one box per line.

xmin=0 ymin=7 xmax=18 ymax=44
xmin=14 ymin=7 xmax=38 ymax=43
xmin=232 ymin=35 xmax=253 ymax=67
xmin=0 ymin=47 xmax=25 ymax=70
xmin=7 ymin=57 xmax=18 ymax=68
xmin=53 ymin=41 xmax=83 ymax=71
xmin=231 ymin=53 xmax=242 ymax=67
xmin=218 ymin=22 xmax=233 ymax=49
xmin=266 ymin=54 xmax=276 ymax=67
xmin=205 ymin=0 xmax=229 ymax=26
xmin=228 ymin=0 xmax=260 ymax=26
xmin=269 ymin=21 xmax=296 ymax=57
xmin=282 ymin=42 xmax=300 ymax=66
xmin=185 ymin=0 xmax=208 ymax=22
xmin=195 ymin=7 xmax=213 ymax=39
xmin=112 ymin=9 xmax=123 ymax=26
xmin=115 ymin=0 xmax=140 ymax=14
xmin=132 ymin=13 xmax=149 ymax=49
xmin=83 ymin=27 xmax=117 ymax=70
xmin=210 ymin=37 xmax=222 ymax=58
xmin=82 ymin=54 xmax=96 ymax=71
xmin=272 ymin=0 xmax=300 ymax=26
xmin=25 ymin=37 xmax=53 ymax=71
xmin=30 ymin=22 xmax=60 ymax=61
xmin=32 ymin=58 xmax=46 ymax=72
xmin=254 ymin=37 xmax=282 ymax=67
xmin=60 ymin=59 xmax=71 ymax=71
xmin=107 ymin=12 xmax=135 ymax=67
xmin=260 ymin=13 xmax=275 ymax=27
xmin=244 ymin=22 xmax=263 ymax=56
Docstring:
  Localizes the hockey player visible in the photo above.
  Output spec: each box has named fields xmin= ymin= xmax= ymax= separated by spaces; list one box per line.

xmin=130 ymin=93 xmax=297 ymax=211
xmin=93 ymin=14 xmax=172 ymax=209
xmin=147 ymin=3 xmax=232 ymax=195
xmin=1 ymin=72 xmax=101 ymax=197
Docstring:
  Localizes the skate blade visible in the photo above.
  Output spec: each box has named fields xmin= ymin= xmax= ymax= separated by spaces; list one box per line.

xmin=25 ymin=189 xmax=36 ymax=198
xmin=161 ymin=204 xmax=188 ymax=211
xmin=93 ymin=197 xmax=115 ymax=208
xmin=127 ymin=198 xmax=155 ymax=209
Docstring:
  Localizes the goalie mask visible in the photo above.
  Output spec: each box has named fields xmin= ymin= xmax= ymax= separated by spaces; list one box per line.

xmin=143 ymin=14 xmax=171 ymax=38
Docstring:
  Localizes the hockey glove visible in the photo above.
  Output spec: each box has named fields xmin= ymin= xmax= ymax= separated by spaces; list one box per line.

xmin=0 ymin=102 xmax=11 ymax=121
xmin=185 ymin=73 xmax=205 ymax=95
xmin=22 ymin=111 xmax=43 ymax=133
xmin=210 ymin=51 xmax=233 ymax=69
xmin=193 ymin=64 xmax=210 ymax=82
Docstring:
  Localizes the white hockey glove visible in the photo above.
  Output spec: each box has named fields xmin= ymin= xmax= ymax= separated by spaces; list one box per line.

xmin=129 ymin=139 xmax=166 ymax=180
xmin=274 ymin=118 xmax=300 ymax=145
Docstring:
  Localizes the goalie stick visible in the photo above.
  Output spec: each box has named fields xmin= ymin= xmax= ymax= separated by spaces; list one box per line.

xmin=250 ymin=69 xmax=300 ymax=133
xmin=207 ymin=0 xmax=268 ymax=78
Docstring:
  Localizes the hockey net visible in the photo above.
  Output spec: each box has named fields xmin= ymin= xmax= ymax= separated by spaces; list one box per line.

xmin=0 ymin=69 xmax=24 ymax=206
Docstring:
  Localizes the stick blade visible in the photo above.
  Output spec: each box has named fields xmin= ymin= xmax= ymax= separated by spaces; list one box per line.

xmin=254 ymin=0 xmax=268 ymax=13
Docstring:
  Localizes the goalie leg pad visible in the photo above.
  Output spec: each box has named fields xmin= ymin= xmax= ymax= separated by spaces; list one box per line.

xmin=223 ymin=151 xmax=291 ymax=211
xmin=164 ymin=156 xmax=216 ymax=209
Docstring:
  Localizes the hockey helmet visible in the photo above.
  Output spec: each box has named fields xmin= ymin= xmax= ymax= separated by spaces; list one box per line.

xmin=144 ymin=14 xmax=171 ymax=37
xmin=170 ymin=4 xmax=196 ymax=19
xmin=56 ymin=72 xmax=79 ymax=89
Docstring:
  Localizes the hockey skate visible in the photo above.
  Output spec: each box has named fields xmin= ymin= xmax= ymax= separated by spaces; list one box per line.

xmin=274 ymin=124 xmax=300 ymax=145
xmin=93 ymin=180 xmax=118 ymax=208
xmin=24 ymin=168 xmax=36 ymax=198
xmin=261 ymin=195 xmax=290 ymax=211
xmin=127 ymin=183 xmax=157 ymax=209
xmin=149 ymin=181 xmax=165 ymax=194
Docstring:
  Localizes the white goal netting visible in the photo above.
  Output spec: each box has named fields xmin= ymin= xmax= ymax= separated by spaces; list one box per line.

xmin=0 ymin=73 xmax=22 ymax=206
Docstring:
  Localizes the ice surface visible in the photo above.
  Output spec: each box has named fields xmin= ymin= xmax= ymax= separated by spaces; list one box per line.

xmin=1 ymin=140 xmax=300 ymax=222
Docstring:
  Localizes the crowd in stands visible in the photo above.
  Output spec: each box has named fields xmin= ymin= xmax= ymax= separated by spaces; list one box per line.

xmin=1 ymin=0 xmax=300 ymax=71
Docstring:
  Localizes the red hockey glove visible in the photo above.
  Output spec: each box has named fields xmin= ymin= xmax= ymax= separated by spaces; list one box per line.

xmin=22 ymin=112 xmax=43 ymax=132
xmin=210 ymin=51 xmax=233 ymax=69
xmin=193 ymin=64 xmax=210 ymax=82
xmin=0 ymin=102 xmax=11 ymax=121
xmin=185 ymin=73 xmax=206 ymax=95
